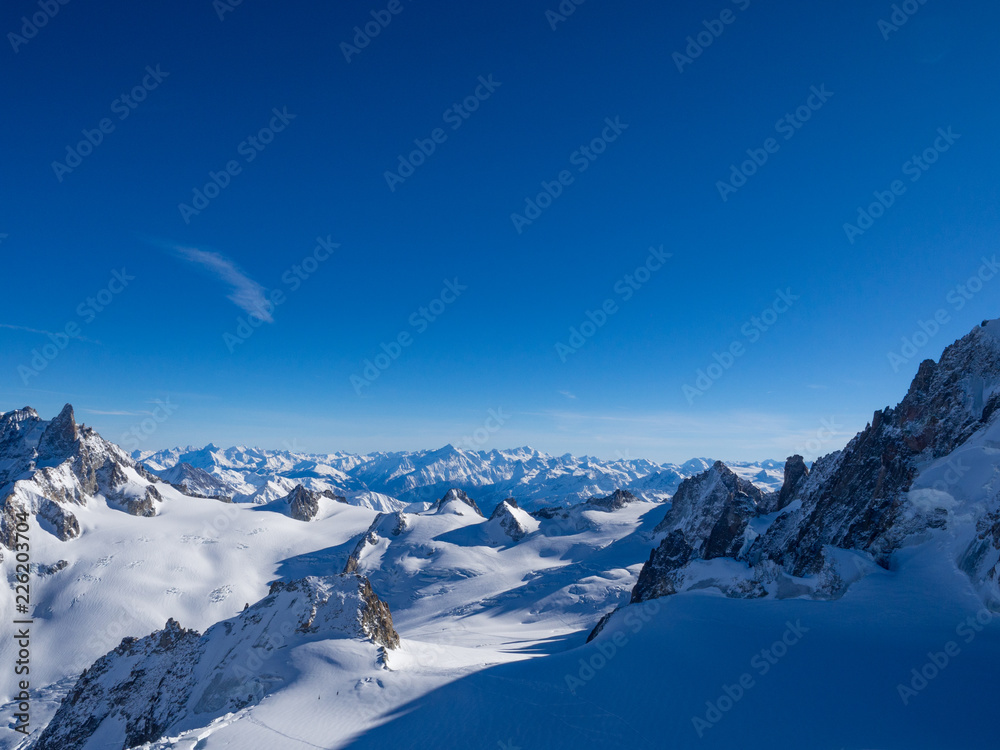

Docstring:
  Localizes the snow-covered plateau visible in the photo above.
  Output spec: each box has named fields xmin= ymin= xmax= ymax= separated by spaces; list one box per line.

xmin=3 ymin=321 xmax=1000 ymax=748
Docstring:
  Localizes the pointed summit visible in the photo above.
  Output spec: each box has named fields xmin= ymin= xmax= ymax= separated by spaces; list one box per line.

xmin=435 ymin=488 xmax=484 ymax=517
xmin=38 ymin=403 xmax=78 ymax=457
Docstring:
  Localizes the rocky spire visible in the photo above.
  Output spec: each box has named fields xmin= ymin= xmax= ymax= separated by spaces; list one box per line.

xmin=285 ymin=485 xmax=320 ymax=522
xmin=37 ymin=403 xmax=78 ymax=457
xmin=775 ymin=454 xmax=808 ymax=511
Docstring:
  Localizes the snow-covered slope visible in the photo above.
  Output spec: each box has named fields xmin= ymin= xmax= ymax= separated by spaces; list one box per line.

xmin=33 ymin=574 xmax=398 ymax=750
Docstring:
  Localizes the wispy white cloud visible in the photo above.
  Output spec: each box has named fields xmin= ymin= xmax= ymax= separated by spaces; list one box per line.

xmin=83 ymin=408 xmax=147 ymax=416
xmin=169 ymin=244 xmax=273 ymax=322
xmin=0 ymin=323 xmax=100 ymax=344
xmin=558 ymin=390 xmax=577 ymax=400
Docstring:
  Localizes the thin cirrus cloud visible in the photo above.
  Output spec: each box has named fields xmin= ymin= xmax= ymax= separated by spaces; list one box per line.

xmin=167 ymin=243 xmax=273 ymax=322
xmin=0 ymin=323 xmax=100 ymax=344
xmin=83 ymin=408 xmax=147 ymax=416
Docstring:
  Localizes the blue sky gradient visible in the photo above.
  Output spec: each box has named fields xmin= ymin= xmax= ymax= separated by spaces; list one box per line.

xmin=2 ymin=0 xmax=999 ymax=461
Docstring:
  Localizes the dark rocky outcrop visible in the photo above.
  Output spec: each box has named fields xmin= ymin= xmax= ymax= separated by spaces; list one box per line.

xmin=37 ymin=403 xmax=79 ymax=457
xmin=586 ymin=489 xmax=638 ymax=511
xmin=36 ymin=498 xmax=81 ymax=540
xmin=630 ymin=529 xmax=695 ymax=603
xmin=774 ymin=454 xmax=808 ymax=512
xmin=284 ymin=485 xmax=320 ymax=521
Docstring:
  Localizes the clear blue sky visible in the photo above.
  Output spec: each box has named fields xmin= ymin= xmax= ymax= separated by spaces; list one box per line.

xmin=2 ymin=0 xmax=998 ymax=462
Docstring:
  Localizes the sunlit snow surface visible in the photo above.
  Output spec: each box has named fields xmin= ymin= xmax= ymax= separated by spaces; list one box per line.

xmin=1 ymin=445 xmax=997 ymax=747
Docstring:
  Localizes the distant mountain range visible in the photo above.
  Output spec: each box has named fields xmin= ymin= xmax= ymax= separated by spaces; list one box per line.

xmin=135 ymin=444 xmax=786 ymax=513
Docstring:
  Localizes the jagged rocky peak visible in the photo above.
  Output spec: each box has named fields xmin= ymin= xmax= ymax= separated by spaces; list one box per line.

xmin=586 ymin=488 xmax=638 ymax=511
xmin=625 ymin=320 xmax=1000 ymax=611
xmin=774 ymin=454 xmax=809 ymax=511
xmin=0 ymin=404 xmax=173 ymax=547
xmin=489 ymin=497 xmax=519 ymax=518
xmin=436 ymin=487 xmax=484 ymax=517
xmin=653 ymin=460 xmax=765 ymax=536
xmin=284 ymin=484 xmax=320 ymax=521
xmin=629 ymin=462 xmax=768 ymax=604
xmin=37 ymin=403 xmax=79 ymax=458
xmin=34 ymin=574 xmax=398 ymax=750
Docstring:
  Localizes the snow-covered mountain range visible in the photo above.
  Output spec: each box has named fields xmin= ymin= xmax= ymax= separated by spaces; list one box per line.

xmin=136 ymin=443 xmax=784 ymax=513
xmin=2 ymin=321 xmax=1000 ymax=748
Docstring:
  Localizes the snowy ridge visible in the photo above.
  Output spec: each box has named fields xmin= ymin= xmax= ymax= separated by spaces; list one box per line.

xmin=32 ymin=574 xmax=397 ymax=750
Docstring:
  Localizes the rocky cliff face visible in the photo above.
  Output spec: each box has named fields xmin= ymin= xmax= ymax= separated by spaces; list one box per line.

xmin=34 ymin=573 xmax=399 ymax=750
xmin=586 ymin=489 xmax=638 ymax=511
xmin=0 ymin=404 xmax=168 ymax=549
xmin=624 ymin=321 xmax=1000 ymax=613
xmin=284 ymin=484 xmax=321 ymax=521
xmin=631 ymin=462 xmax=767 ymax=603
